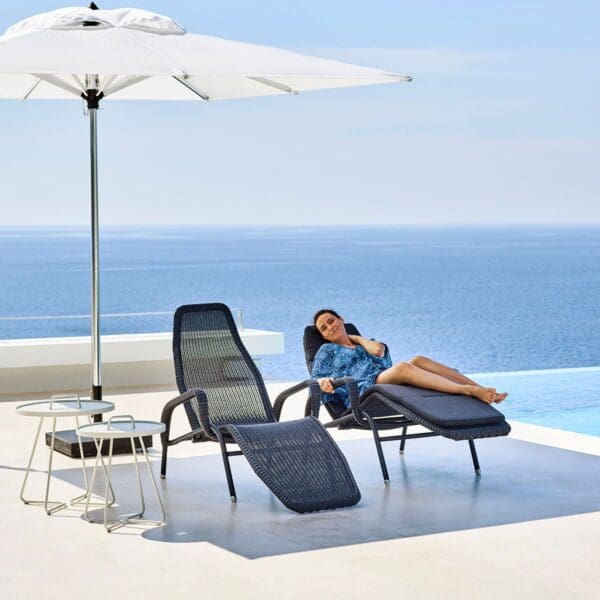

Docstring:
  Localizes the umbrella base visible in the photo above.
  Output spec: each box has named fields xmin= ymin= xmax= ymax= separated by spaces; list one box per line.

xmin=45 ymin=429 xmax=154 ymax=458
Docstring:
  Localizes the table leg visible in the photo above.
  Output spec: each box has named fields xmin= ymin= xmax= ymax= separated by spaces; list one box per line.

xmin=21 ymin=415 xmax=113 ymax=515
xmin=20 ymin=416 xmax=69 ymax=515
xmin=65 ymin=416 xmax=94 ymax=507
xmin=82 ymin=436 xmax=116 ymax=522
xmin=139 ymin=434 xmax=166 ymax=526
xmin=98 ymin=435 xmax=166 ymax=532
xmin=20 ymin=417 xmax=44 ymax=504
xmin=104 ymin=438 xmax=115 ymax=532
xmin=83 ymin=437 xmax=102 ymax=522
xmin=130 ymin=435 xmax=146 ymax=518
xmin=43 ymin=416 xmax=66 ymax=515
xmin=76 ymin=416 xmax=89 ymax=492
xmin=104 ymin=437 xmax=147 ymax=532
xmin=81 ymin=416 xmax=116 ymax=506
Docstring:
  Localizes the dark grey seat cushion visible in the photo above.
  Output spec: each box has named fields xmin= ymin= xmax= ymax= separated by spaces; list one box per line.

xmin=366 ymin=384 xmax=506 ymax=428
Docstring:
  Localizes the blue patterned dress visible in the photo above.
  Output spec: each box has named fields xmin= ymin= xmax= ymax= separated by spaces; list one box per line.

xmin=311 ymin=343 xmax=392 ymax=408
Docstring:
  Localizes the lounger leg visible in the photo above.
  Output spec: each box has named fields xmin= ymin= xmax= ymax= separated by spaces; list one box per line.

xmin=363 ymin=412 xmax=390 ymax=484
xmin=399 ymin=426 xmax=408 ymax=454
xmin=160 ymin=440 xmax=168 ymax=479
xmin=468 ymin=440 xmax=481 ymax=476
xmin=214 ymin=427 xmax=237 ymax=502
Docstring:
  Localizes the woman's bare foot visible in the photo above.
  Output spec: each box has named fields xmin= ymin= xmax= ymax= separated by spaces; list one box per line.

xmin=494 ymin=392 xmax=508 ymax=403
xmin=465 ymin=385 xmax=496 ymax=404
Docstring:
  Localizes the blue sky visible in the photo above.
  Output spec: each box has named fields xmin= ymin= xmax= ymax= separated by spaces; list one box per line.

xmin=0 ymin=1 xmax=598 ymax=225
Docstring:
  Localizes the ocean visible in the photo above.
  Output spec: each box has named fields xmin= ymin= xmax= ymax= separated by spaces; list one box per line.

xmin=1 ymin=225 xmax=599 ymax=383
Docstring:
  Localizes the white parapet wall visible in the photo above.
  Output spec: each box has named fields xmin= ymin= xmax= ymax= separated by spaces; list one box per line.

xmin=0 ymin=329 xmax=284 ymax=396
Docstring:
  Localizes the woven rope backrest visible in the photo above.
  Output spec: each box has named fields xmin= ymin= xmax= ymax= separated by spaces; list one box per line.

xmin=173 ymin=303 xmax=275 ymax=426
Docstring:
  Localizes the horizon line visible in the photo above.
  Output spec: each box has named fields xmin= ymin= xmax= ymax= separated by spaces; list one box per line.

xmin=0 ymin=222 xmax=599 ymax=229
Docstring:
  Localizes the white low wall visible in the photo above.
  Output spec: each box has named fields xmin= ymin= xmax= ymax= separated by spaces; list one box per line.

xmin=0 ymin=329 xmax=284 ymax=396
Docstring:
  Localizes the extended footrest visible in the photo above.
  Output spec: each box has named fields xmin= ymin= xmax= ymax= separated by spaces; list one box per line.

xmin=367 ymin=384 xmax=511 ymax=440
xmin=226 ymin=416 xmax=360 ymax=513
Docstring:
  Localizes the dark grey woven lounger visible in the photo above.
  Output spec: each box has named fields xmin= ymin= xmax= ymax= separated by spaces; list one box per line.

xmin=160 ymin=303 xmax=360 ymax=513
xmin=273 ymin=323 xmax=510 ymax=483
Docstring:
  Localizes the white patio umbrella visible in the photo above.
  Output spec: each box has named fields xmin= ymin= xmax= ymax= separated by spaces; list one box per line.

xmin=0 ymin=4 xmax=411 ymax=400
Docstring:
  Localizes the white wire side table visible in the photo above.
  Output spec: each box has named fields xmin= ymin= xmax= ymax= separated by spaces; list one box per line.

xmin=16 ymin=395 xmax=115 ymax=515
xmin=77 ymin=416 xmax=166 ymax=533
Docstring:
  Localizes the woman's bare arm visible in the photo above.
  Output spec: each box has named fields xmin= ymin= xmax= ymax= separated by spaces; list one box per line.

xmin=348 ymin=335 xmax=385 ymax=357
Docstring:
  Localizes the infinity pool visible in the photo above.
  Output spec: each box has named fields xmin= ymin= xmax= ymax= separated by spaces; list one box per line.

xmin=474 ymin=367 xmax=600 ymax=437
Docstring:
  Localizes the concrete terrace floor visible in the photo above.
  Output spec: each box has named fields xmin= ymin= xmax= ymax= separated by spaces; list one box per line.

xmin=1 ymin=382 xmax=600 ymax=600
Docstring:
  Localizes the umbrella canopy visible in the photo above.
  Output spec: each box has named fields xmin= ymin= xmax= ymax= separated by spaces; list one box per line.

xmin=0 ymin=6 xmax=410 ymax=101
xmin=0 ymin=5 xmax=411 ymax=399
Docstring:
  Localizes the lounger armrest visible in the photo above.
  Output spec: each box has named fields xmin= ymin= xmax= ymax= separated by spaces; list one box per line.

xmin=192 ymin=388 xmax=222 ymax=440
xmin=160 ymin=389 xmax=206 ymax=444
xmin=273 ymin=379 xmax=323 ymax=420
xmin=331 ymin=377 xmax=362 ymax=422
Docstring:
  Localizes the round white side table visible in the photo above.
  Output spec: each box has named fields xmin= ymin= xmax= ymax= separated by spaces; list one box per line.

xmin=16 ymin=395 xmax=115 ymax=515
xmin=77 ymin=415 xmax=166 ymax=532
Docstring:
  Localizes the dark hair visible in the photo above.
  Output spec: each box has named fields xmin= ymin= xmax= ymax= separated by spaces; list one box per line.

xmin=312 ymin=308 xmax=341 ymax=327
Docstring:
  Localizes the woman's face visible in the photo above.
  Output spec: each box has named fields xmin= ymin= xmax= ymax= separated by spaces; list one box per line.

xmin=315 ymin=312 xmax=345 ymax=343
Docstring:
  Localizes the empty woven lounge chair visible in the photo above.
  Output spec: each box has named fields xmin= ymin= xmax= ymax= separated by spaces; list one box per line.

xmin=160 ymin=303 xmax=360 ymax=513
xmin=274 ymin=322 xmax=511 ymax=484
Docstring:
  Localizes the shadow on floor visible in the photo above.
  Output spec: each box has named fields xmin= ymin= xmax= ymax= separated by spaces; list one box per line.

xmin=47 ymin=435 xmax=600 ymax=558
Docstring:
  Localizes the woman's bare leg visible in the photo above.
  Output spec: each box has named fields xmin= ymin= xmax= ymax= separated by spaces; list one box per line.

xmin=408 ymin=356 xmax=508 ymax=403
xmin=376 ymin=361 xmax=497 ymax=404
xmin=408 ymin=355 xmax=479 ymax=385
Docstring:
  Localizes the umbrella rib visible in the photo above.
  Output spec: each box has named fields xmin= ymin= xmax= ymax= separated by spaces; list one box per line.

xmin=103 ymin=75 xmax=151 ymax=97
xmin=33 ymin=73 xmax=83 ymax=97
xmin=72 ymin=74 xmax=86 ymax=91
xmin=172 ymin=75 xmax=210 ymax=101
xmin=21 ymin=78 xmax=41 ymax=100
xmin=100 ymin=74 xmax=118 ymax=91
xmin=248 ymin=77 xmax=298 ymax=95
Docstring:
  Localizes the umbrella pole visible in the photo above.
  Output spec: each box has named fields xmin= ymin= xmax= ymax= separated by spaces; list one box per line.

xmin=87 ymin=87 xmax=103 ymax=402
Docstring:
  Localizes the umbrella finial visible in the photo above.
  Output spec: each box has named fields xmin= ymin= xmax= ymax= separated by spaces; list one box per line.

xmin=84 ymin=3 xmax=101 ymax=27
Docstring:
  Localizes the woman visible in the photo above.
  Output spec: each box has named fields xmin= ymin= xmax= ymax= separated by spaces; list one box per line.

xmin=311 ymin=309 xmax=508 ymax=408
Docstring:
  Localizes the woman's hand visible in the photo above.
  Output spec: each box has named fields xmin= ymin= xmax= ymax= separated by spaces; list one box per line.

xmin=348 ymin=335 xmax=385 ymax=357
xmin=317 ymin=377 xmax=334 ymax=394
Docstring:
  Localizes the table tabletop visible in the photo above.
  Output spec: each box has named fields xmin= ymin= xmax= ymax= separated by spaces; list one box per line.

xmin=77 ymin=419 xmax=165 ymax=439
xmin=16 ymin=399 xmax=115 ymax=418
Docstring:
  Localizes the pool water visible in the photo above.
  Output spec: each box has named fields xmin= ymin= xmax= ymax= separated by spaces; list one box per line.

xmin=474 ymin=367 xmax=600 ymax=437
